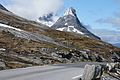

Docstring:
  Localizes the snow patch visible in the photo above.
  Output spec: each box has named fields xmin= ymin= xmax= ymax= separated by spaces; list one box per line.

xmin=0 ymin=48 xmax=6 ymax=51
xmin=64 ymin=7 xmax=76 ymax=17
xmin=56 ymin=27 xmax=66 ymax=31
xmin=0 ymin=23 xmax=56 ymax=44
xmin=65 ymin=23 xmax=68 ymax=25
xmin=0 ymin=23 xmax=23 ymax=31
xmin=57 ymin=26 xmax=84 ymax=34
xmin=36 ymin=19 xmax=54 ymax=27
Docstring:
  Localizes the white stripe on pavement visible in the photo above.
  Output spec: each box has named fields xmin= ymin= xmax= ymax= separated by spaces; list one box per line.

xmin=72 ymin=75 xmax=82 ymax=79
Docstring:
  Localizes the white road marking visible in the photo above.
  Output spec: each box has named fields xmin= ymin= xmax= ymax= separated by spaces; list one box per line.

xmin=72 ymin=74 xmax=82 ymax=79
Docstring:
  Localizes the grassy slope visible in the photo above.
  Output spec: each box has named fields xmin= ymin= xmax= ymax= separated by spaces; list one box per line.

xmin=0 ymin=10 xmax=120 ymax=69
xmin=0 ymin=11 xmax=120 ymax=57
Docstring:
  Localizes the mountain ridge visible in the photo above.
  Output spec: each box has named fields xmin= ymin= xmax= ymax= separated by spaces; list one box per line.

xmin=0 ymin=4 xmax=8 ymax=11
xmin=0 ymin=4 xmax=120 ymax=70
xmin=51 ymin=7 xmax=100 ymax=40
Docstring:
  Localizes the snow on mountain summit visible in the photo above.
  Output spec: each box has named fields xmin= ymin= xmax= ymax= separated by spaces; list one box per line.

xmin=57 ymin=26 xmax=84 ymax=34
xmin=52 ymin=7 xmax=100 ymax=40
xmin=64 ymin=7 xmax=76 ymax=17
xmin=37 ymin=7 xmax=100 ymax=40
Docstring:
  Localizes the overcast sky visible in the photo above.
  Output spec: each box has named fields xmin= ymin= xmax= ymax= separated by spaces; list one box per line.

xmin=0 ymin=0 xmax=120 ymax=44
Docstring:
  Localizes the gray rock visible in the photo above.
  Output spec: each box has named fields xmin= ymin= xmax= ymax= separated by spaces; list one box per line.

xmin=82 ymin=64 xmax=103 ymax=80
xmin=82 ymin=64 xmax=96 ymax=80
xmin=102 ymin=76 xmax=119 ymax=80
xmin=106 ymin=63 xmax=116 ymax=71
xmin=0 ymin=4 xmax=8 ymax=11
xmin=94 ymin=65 xmax=103 ymax=79
xmin=112 ymin=53 xmax=120 ymax=62
xmin=106 ymin=63 xmax=120 ymax=73
xmin=0 ymin=61 xmax=6 ymax=70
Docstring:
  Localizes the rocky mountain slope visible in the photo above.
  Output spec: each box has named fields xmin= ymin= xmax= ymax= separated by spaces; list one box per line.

xmin=0 ymin=5 xmax=120 ymax=70
xmin=51 ymin=7 xmax=100 ymax=40
xmin=0 ymin=4 xmax=8 ymax=11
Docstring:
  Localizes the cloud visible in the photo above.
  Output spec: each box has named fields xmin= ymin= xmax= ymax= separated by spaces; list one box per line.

xmin=92 ymin=29 xmax=120 ymax=44
xmin=37 ymin=13 xmax=59 ymax=26
xmin=96 ymin=17 xmax=120 ymax=27
xmin=96 ymin=0 xmax=120 ymax=28
xmin=6 ymin=0 xmax=63 ymax=20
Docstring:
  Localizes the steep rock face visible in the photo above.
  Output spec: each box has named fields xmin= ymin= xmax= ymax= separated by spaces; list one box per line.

xmin=51 ymin=7 xmax=100 ymax=40
xmin=0 ymin=4 xmax=8 ymax=11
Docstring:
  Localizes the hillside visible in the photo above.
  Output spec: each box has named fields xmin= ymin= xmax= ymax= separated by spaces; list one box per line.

xmin=0 ymin=6 xmax=120 ymax=70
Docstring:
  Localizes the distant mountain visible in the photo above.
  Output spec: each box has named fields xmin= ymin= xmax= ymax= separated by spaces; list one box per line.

xmin=114 ymin=43 xmax=120 ymax=48
xmin=37 ymin=13 xmax=55 ymax=26
xmin=0 ymin=4 xmax=120 ymax=70
xmin=0 ymin=4 xmax=8 ymax=11
xmin=37 ymin=13 xmax=59 ymax=27
xmin=51 ymin=7 xmax=100 ymax=40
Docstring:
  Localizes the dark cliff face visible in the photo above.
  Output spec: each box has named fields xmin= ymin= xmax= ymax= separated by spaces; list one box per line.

xmin=0 ymin=4 xmax=8 ymax=11
xmin=51 ymin=7 xmax=100 ymax=40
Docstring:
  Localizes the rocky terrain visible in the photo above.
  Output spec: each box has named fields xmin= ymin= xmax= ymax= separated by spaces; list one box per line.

xmin=0 ymin=4 xmax=120 ymax=70
xmin=80 ymin=63 xmax=120 ymax=80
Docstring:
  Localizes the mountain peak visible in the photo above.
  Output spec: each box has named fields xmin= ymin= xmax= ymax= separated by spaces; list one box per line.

xmin=52 ymin=7 xmax=100 ymax=40
xmin=64 ymin=7 xmax=76 ymax=17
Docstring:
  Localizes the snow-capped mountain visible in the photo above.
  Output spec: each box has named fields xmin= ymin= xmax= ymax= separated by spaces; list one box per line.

xmin=51 ymin=7 xmax=100 ymax=40
xmin=0 ymin=4 xmax=120 ymax=70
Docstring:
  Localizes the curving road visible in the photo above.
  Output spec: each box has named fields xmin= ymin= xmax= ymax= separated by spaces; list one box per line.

xmin=0 ymin=62 xmax=106 ymax=80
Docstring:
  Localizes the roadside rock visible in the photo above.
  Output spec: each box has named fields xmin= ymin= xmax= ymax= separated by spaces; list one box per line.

xmin=102 ymin=76 xmax=119 ymax=80
xmin=0 ymin=61 xmax=6 ymax=70
xmin=82 ymin=64 xmax=96 ymax=80
xmin=106 ymin=63 xmax=117 ymax=72
xmin=111 ymin=52 xmax=120 ymax=62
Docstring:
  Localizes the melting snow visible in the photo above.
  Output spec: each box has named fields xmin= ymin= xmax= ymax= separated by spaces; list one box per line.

xmin=0 ymin=23 xmax=57 ymax=45
xmin=57 ymin=26 xmax=84 ymax=35
xmin=65 ymin=23 xmax=68 ymax=25
xmin=57 ymin=27 xmax=66 ymax=31
xmin=0 ymin=23 xmax=23 ymax=31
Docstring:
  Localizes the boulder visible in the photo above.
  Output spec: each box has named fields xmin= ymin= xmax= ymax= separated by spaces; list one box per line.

xmin=106 ymin=63 xmax=116 ymax=71
xmin=0 ymin=61 xmax=6 ymax=70
xmin=112 ymin=53 xmax=120 ymax=62
xmin=81 ymin=64 xmax=103 ymax=80
xmin=82 ymin=64 xmax=95 ymax=80
xmin=94 ymin=65 xmax=103 ymax=79
xmin=106 ymin=63 xmax=120 ymax=73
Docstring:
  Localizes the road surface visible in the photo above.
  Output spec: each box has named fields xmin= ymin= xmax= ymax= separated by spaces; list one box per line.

xmin=0 ymin=62 xmax=106 ymax=80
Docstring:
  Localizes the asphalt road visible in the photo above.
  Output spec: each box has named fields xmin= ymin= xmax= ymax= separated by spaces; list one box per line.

xmin=0 ymin=62 xmax=106 ymax=80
